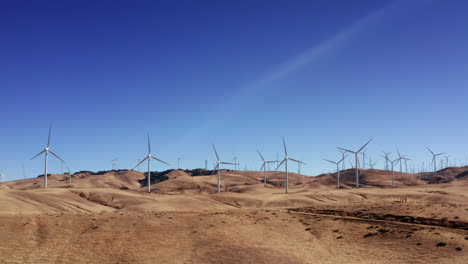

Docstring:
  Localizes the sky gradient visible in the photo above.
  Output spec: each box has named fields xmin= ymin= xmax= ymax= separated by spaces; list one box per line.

xmin=1 ymin=0 xmax=468 ymax=180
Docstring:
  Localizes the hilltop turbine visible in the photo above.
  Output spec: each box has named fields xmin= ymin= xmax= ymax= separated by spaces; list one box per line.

xmin=338 ymin=149 xmax=347 ymax=171
xmin=324 ymin=154 xmax=346 ymax=189
xmin=427 ymin=147 xmax=445 ymax=173
xmin=337 ymin=139 xmax=373 ymax=188
xmin=396 ymin=149 xmax=406 ymax=172
xmin=31 ymin=127 xmax=65 ymax=188
xmin=402 ymin=157 xmax=411 ymax=173
xmin=382 ymin=151 xmax=391 ymax=170
xmin=274 ymin=138 xmax=306 ymax=194
xmin=212 ymin=145 xmax=236 ymax=193
xmin=257 ymin=150 xmax=276 ymax=187
xmin=133 ymin=135 xmax=170 ymax=193
xmin=177 ymin=157 xmax=183 ymax=169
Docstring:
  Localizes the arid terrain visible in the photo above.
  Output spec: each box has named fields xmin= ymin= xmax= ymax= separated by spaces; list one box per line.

xmin=0 ymin=168 xmax=467 ymax=263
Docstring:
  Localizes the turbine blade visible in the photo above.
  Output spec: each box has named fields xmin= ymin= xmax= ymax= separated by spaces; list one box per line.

xmin=357 ymin=138 xmax=373 ymax=153
xmin=337 ymin=147 xmax=354 ymax=153
xmin=147 ymin=134 xmax=151 ymax=154
xmin=220 ymin=162 xmax=236 ymax=165
xmin=338 ymin=154 xmax=347 ymax=164
xmin=151 ymin=156 xmax=170 ymax=166
xmin=47 ymin=126 xmax=52 ymax=148
xmin=133 ymin=156 xmax=148 ymax=170
xmin=211 ymin=164 xmax=219 ymax=175
xmin=49 ymin=150 xmax=64 ymax=163
xmin=323 ymin=159 xmax=336 ymax=164
xmin=257 ymin=150 xmax=265 ymax=162
xmin=274 ymin=159 xmax=286 ymax=171
xmin=288 ymin=157 xmax=306 ymax=165
xmin=31 ymin=150 xmax=46 ymax=160
xmin=426 ymin=147 xmax=434 ymax=156
xmin=283 ymin=137 xmax=288 ymax=156
xmin=260 ymin=163 xmax=265 ymax=171
xmin=212 ymin=144 xmax=220 ymax=161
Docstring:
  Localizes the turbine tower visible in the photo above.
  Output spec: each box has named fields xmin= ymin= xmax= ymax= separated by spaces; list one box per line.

xmin=337 ymin=139 xmax=373 ymax=188
xmin=177 ymin=157 xmax=183 ymax=169
xmin=324 ymin=154 xmax=346 ymax=189
xmin=133 ymin=135 xmax=170 ymax=193
xmin=274 ymin=138 xmax=306 ymax=194
xmin=361 ymin=148 xmax=367 ymax=169
xmin=31 ymin=127 xmax=65 ymax=188
xmin=427 ymin=147 xmax=445 ymax=174
xmin=212 ymin=145 xmax=236 ymax=193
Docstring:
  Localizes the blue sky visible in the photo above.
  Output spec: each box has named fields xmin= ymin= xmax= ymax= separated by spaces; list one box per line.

xmin=1 ymin=0 xmax=468 ymax=180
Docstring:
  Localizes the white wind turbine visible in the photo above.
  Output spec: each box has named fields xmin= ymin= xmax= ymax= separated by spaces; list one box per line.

xmin=396 ymin=149 xmax=406 ymax=172
xmin=257 ymin=150 xmax=277 ymax=187
xmin=274 ymin=138 xmax=306 ymax=194
xmin=382 ymin=151 xmax=391 ymax=170
xmin=133 ymin=135 xmax=170 ymax=193
xmin=338 ymin=149 xmax=347 ymax=171
xmin=212 ymin=144 xmax=236 ymax=193
xmin=427 ymin=147 xmax=445 ymax=173
xmin=31 ymin=127 xmax=65 ymax=188
xmin=338 ymin=139 xmax=373 ymax=188
xmin=324 ymin=154 xmax=347 ymax=189
xmin=389 ymin=157 xmax=400 ymax=188
xmin=368 ymin=156 xmax=377 ymax=169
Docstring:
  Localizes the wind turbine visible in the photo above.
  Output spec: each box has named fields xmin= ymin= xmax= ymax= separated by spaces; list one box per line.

xmin=427 ymin=147 xmax=445 ymax=173
xmin=396 ymin=149 xmax=405 ymax=172
xmin=274 ymin=138 xmax=306 ymax=194
xmin=337 ymin=139 xmax=373 ymax=188
xmin=338 ymin=149 xmax=347 ymax=170
xmin=389 ymin=158 xmax=400 ymax=188
xmin=177 ymin=157 xmax=183 ymax=169
xmin=258 ymin=150 xmax=276 ymax=187
xmin=133 ymin=135 xmax=170 ymax=193
xmin=443 ymin=155 xmax=450 ymax=168
xmin=402 ymin=157 xmax=411 ymax=173
xmin=361 ymin=148 xmax=368 ymax=169
xmin=31 ymin=127 xmax=65 ymax=188
xmin=382 ymin=151 xmax=391 ymax=170
xmin=324 ymin=154 xmax=347 ymax=189
xmin=368 ymin=156 xmax=377 ymax=169
xmin=212 ymin=145 xmax=236 ymax=193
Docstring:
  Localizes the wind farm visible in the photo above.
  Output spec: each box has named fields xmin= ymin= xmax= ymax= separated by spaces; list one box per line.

xmin=1 ymin=1 xmax=468 ymax=263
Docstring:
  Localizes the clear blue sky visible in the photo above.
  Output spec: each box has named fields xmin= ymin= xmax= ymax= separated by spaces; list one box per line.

xmin=1 ymin=0 xmax=468 ymax=180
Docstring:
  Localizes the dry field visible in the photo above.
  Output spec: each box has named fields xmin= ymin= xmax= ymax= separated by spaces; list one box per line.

xmin=0 ymin=169 xmax=467 ymax=263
